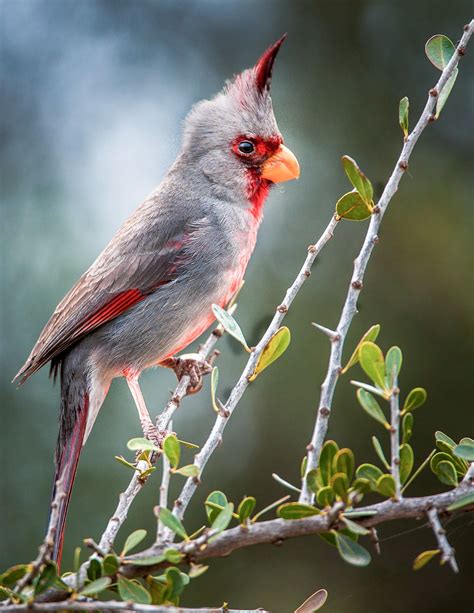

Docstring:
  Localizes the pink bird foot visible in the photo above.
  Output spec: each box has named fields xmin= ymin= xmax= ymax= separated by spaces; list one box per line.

xmin=161 ymin=354 xmax=214 ymax=394
xmin=141 ymin=420 xmax=168 ymax=449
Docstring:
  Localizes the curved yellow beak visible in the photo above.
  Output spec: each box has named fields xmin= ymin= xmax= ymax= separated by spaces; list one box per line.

xmin=261 ymin=144 xmax=300 ymax=183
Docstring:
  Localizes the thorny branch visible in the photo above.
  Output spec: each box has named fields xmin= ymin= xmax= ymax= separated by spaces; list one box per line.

xmin=426 ymin=508 xmax=458 ymax=573
xmin=14 ymin=476 xmax=66 ymax=593
xmin=167 ymin=214 xmax=339 ymax=528
xmin=390 ymin=374 xmax=401 ymax=500
xmin=298 ymin=20 xmax=474 ymax=504
xmin=2 ymin=604 xmax=269 ymax=613
xmin=125 ymin=474 xmax=474 ymax=573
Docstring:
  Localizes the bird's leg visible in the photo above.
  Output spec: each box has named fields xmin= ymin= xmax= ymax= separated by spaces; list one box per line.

xmin=126 ymin=375 xmax=165 ymax=447
xmin=160 ymin=352 xmax=217 ymax=394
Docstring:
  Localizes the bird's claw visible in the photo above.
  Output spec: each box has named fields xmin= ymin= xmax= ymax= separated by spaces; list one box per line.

xmin=141 ymin=421 xmax=167 ymax=449
xmin=161 ymin=354 xmax=214 ymax=394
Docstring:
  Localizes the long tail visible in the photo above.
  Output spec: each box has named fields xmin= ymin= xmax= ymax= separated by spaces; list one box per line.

xmin=49 ymin=357 xmax=90 ymax=567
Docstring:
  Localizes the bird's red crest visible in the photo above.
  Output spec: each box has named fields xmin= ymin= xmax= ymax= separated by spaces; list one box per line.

xmin=254 ymin=34 xmax=287 ymax=93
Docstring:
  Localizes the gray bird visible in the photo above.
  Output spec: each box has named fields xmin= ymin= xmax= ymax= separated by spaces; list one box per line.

xmin=14 ymin=34 xmax=300 ymax=563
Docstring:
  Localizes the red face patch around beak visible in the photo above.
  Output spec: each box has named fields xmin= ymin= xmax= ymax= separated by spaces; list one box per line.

xmin=260 ymin=144 xmax=300 ymax=183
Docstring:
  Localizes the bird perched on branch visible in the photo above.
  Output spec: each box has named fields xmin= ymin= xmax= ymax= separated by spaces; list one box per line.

xmin=14 ymin=35 xmax=299 ymax=564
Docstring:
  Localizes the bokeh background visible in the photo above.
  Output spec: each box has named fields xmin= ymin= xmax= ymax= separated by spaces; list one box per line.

xmin=1 ymin=1 xmax=473 ymax=611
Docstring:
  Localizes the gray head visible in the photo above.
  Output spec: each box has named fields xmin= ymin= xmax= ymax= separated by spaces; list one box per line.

xmin=181 ymin=35 xmax=299 ymax=212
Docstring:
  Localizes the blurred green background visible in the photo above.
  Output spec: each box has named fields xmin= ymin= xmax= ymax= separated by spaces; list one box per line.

xmin=1 ymin=0 xmax=473 ymax=611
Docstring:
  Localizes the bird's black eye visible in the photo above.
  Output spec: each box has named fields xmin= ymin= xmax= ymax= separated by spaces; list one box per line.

xmin=238 ymin=140 xmax=255 ymax=155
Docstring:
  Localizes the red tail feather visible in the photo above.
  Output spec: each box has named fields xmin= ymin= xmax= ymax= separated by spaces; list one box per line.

xmin=50 ymin=394 xmax=89 ymax=567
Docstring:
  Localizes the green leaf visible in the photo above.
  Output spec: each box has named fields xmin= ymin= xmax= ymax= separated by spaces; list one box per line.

xmin=376 ymin=474 xmax=396 ymax=498
xmin=163 ymin=434 xmax=180 ymax=469
xmin=331 ymin=472 xmax=349 ymax=500
xmin=357 ymin=389 xmax=389 ymax=428
xmin=335 ymin=190 xmax=372 ymax=221
xmin=35 ymin=562 xmax=67 ymax=595
xmin=341 ymin=516 xmax=370 ymax=536
xmin=211 ymin=502 xmax=234 ymax=533
xmin=127 ymin=553 xmax=166 ymax=566
xmin=117 ymin=575 xmax=151 ymax=605
xmin=436 ymin=68 xmax=458 ymax=117
xmin=399 ymin=444 xmax=414 ymax=485
xmin=157 ymin=508 xmax=188 ymax=540
xmin=238 ymin=497 xmax=256 ymax=524
xmin=385 ymin=346 xmax=402 ymax=388
xmin=87 ymin=558 xmax=103 ymax=582
xmin=277 ymin=502 xmax=320 ymax=519
xmin=316 ymin=486 xmax=335 ymax=508
xmin=319 ymin=528 xmax=357 ymax=548
xmin=0 ymin=564 xmax=30 ymax=587
xmin=103 ymin=554 xmax=120 ymax=575
xmin=355 ymin=463 xmax=383 ymax=487
xmin=447 ymin=491 xmax=474 ymax=511
xmin=453 ymin=441 xmax=474 ymax=462
xmin=430 ymin=452 xmax=462 ymax=475
xmin=165 ymin=549 xmax=184 ymax=564
xmin=402 ymin=413 xmax=414 ymax=444
xmin=413 ymin=549 xmax=440 ymax=571
xmin=319 ymin=440 xmax=339 ymax=486
xmin=343 ymin=509 xmax=378 ymax=518
xmin=115 ymin=455 xmax=139 ymax=471
xmin=372 ymin=436 xmax=390 ymax=470
xmin=425 ymin=34 xmax=455 ymax=70
xmin=249 ymin=326 xmax=291 ymax=381
xmin=434 ymin=460 xmax=458 ymax=487
xmin=399 ymin=96 xmax=409 ymax=138
xmin=306 ymin=469 xmax=322 ymax=495
xmin=127 ymin=437 xmax=159 ymax=453
xmin=188 ymin=563 xmax=209 ymax=579
xmin=300 ymin=456 xmax=308 ymax=478
xmin=210 ymin=366 xmax=220 ymax=412
xmin=435 ymin=431 xmax=456 ymax=451
xmin=341 ymin=324 xmax=380 ymax=374
xmin=212 ymin=303 xmax=249 ymax=351
xmin=333 ymin=448 xmax=355 ymax=482
xmin=350 ymin=478 xmax=372 ymax=495
xmin=335 ymin=532 xmax=371 ymax=567
xmin=359 ymin=341 xmax=387 ymax=391
xmin=294 ymin=588 xmax=328 ymax=613
xmin=79 ymin=576 xmax=112 ymax=597
xmin=205 ymin=491 xmax=228 ymax=524
xmin=122 ymin=529 xmax=147 ymax=556
xmin=341 ymin=155 xmax=374 ymax=205
xmin=174 ymin=464 xmax=199 ymax=477
xmin=403 ymin=388 xmax=427 ymax=413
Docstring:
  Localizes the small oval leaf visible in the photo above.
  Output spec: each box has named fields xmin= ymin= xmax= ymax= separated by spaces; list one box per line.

xmin=335 ymin=191 xmax=372 ymax=221
xmin=316 ymin=486 xmax=335 ymax=508
xmin=434 ymin=460 xmax=458 ymax=487
xmin=319 ymin=440 xmax=339 ymax=486
xmin=402 ymin=413 xmax=414 ymax=444
xmin=163 ymin=434 xmax=180 ymax=469
xmin=295 ymin=588 xmax=328 ymax=613
xmin=210 ymin=366 xmax=220 ymax=413
xmin=249 ymin=326 xmax=291 ymax=381
xmin=79 ymin=576 xmax=112 ymax=597
xmin=335 ymin=532 xmax=371 ymax=567
xmin=359 ymin=342 xmax=386 ymax=390
xmin=211 ymin=502 xmax=234 ymax=533
xmin=452 ymin=441 xmax=474 ymax=462
xmin=357 ymin=389 xmax=389 ymax=428
xmin=341 ymin=323 xmax=381 ymax=374
xmin=403 ymin=388 xmax=427 ymax=413
xmin=212 ymin=303 xmax=249 ymax=351
xmin=376 ymin=474 xmax=396 ymax=498
xmin=122 ymin=529 xmax=147 ymax=556
xmin=238 ymin=496 xmax=257 ymax=524
xmin=333 ymin=448 xmax=355 ymax=482
xmin=425 ymin=34 xmax=455 ymax=70
xmin=386 ymin=346 xmax=402 ymax=388
xmin=399 ymin=444 xmax=414 ymax=485
xmin=399 ymin=97 xmax=409 ymax=138
xmin=117 ymin=575 xmax=151 ymax=605
xmin=127 ymin=437 xmax=159 ymax=452
xmin=157 ymin=508 xmax=188 ymax=540
xmin=277 ymin=502 xmax=320 ymax=519
xmin=174 ymin=464 xmax=199 ymax=477
xmin=205 ymin=491 xmax=228 ymax=524
xmin=372 ymin=436 xmax=390 ymax=470
xmin=355 ymin=463 xmax=383 ymax=487
xmin=413 ymin=549 xmax=440 ymax=571
xmin=341 ymin=156 xmax=374 ymax=204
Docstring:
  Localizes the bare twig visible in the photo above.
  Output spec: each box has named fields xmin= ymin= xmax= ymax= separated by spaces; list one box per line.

xmin=98 ymin=459 xmax=149 ymax=554
xmin=156 ymin=422 xmax=172 ymax=540
xmin=390 ymin=374 xmax=401 ymax=500
xmin=167 ymin=215 xmax=339 ymax=527
xmin=0 ymin=603 xmax=269 ymax=613
xmin=427 ymin=507 xmax=458 ymax=573
xmin=299 ymin=20 xmax=474 ymax=503
xmin=14 ymin=476 xmax=67 ymax=592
